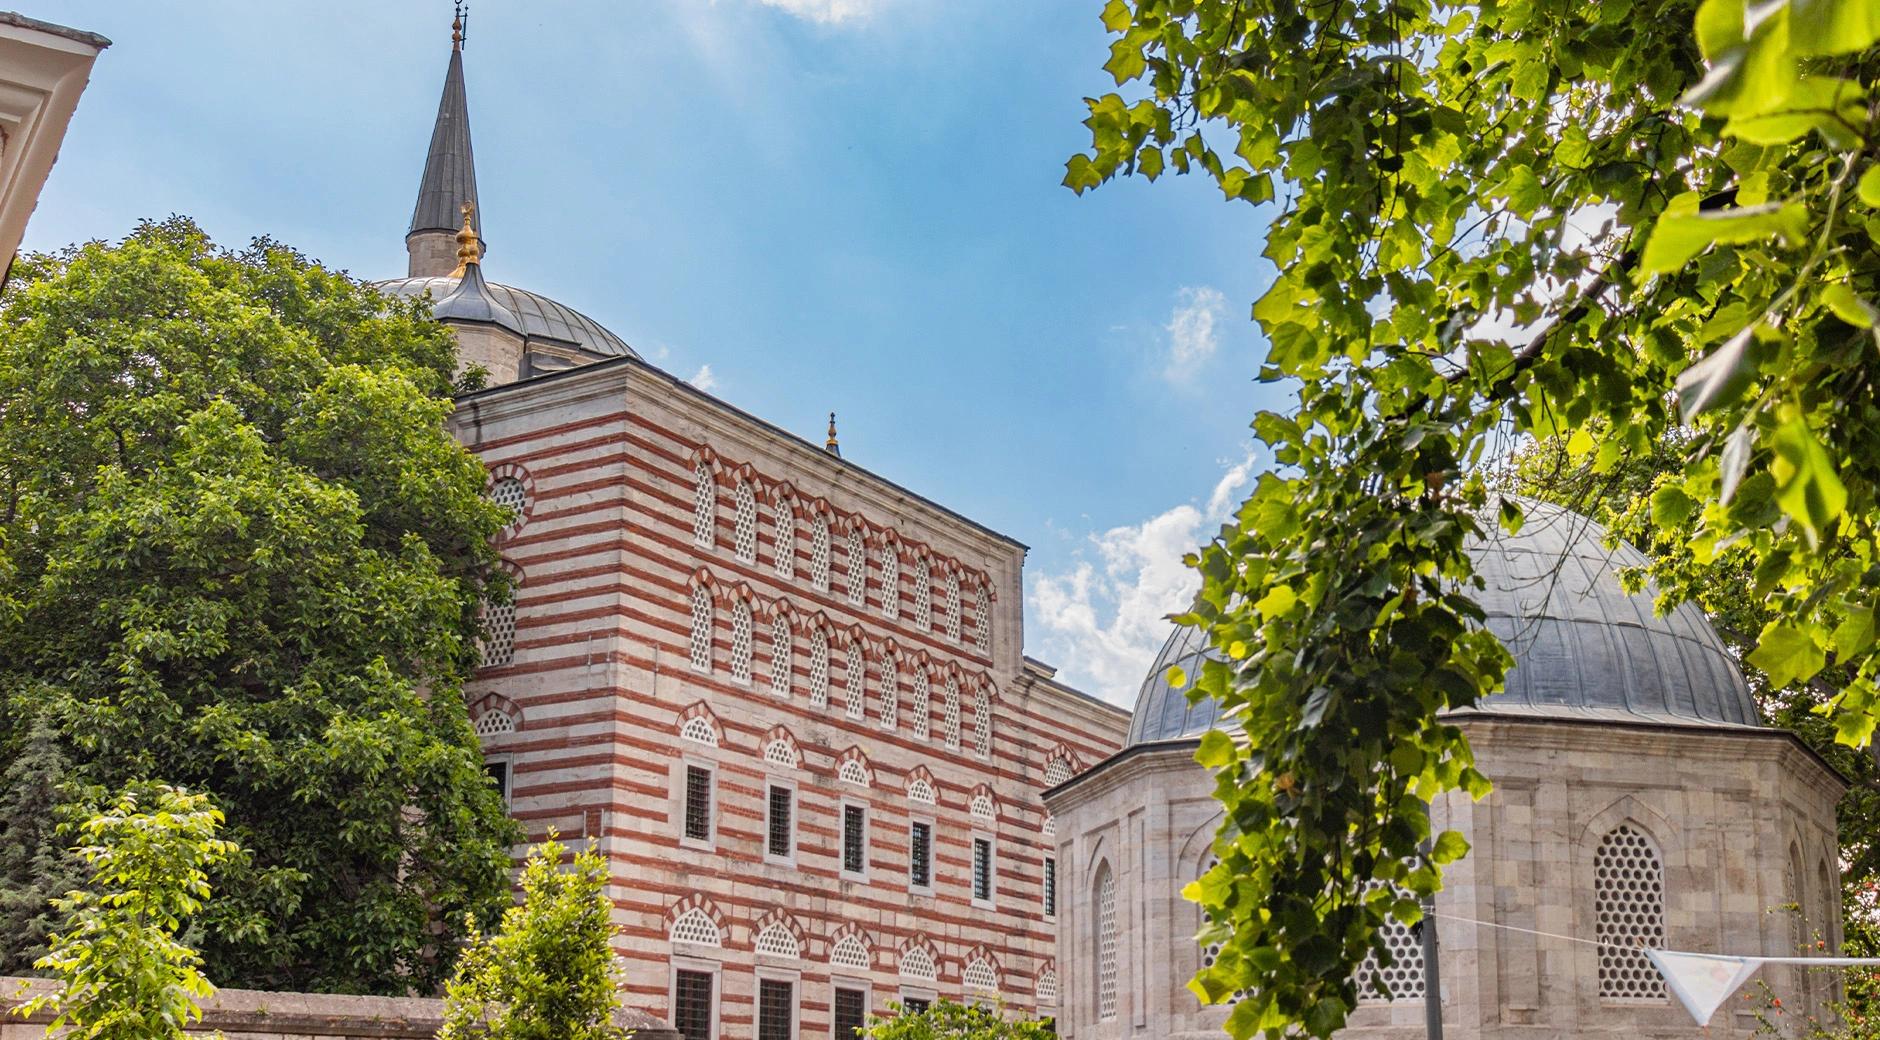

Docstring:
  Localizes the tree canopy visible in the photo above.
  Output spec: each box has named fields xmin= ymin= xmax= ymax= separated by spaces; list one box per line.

xmin=1068 ymin=0 xmax=1880 ymax=1035
xmin=0 ymin=218 xmax=518 ymax=993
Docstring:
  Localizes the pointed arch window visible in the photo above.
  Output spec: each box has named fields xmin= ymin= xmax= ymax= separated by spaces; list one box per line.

xmin=770 ymin=616 xmax=793 ymax=695
xmin=847 ymin=528 xmax=867 ymax=606
xmin=691 ymin=462 xmax=715 ymax=547
xmin=754 ymin=922 xmax=801 ymax=960
xmin=808 ymin=627 xmax=830 ymax=709
xmin=830 ymin=934 xmax=870 ymax=971
xmin=972 ymin=584 xmax=991 ymax=654
xmin=688 ymin=586 xmax=713 ymax=673
xmin=944 ymin=571 xmax=962 ymax=641
xmin=764 ymin=738 xmax=799 ymax=769
xmin=972 ymin=684 xmax=992 ymax=759
xmin=899 ymin=944 xmax=937 ymax=984
xmin=881 ymin=548 xmax=900 ymax=620
xmin=943 ymin=676 xmax=962 ymax=751
xmin=845 ymin=647 xmax=866 ymax=720
xmin=1594 ymin=824 xmax=1667 ymax=1000
xmin=680 ymin=715 xmax=719 ymax=747
xmin=839 ymin=759 xmax=870 ymax=787
xmin=671 ymin=907 xmax=721 ymax=947
xmin=733 ymin=480 xmax=758 ymax=564
xmin=1096 ymin=865 xmax=1119 ymax=1020
xmin=774 ymin=500 xmax=796 ymax=578
xmin=880 ymin=657 xmax=899 ymax=730
xmin=963 ymin=958 xmax=998 ymax=994
xmin=730 ymin=600 xmax=753 ymax=685
xmin=1044 ymin=758 xmax=1072 ymax=788
xmin=911 ymin=669 xmax=932 ymax=740
xmin=811 ymin=516 xmax=831 ymax=592
xmin=1036 ymin=965 xmax=1058 ymax=1005
xmin=913 ymin=564 xmax=931 ymax=629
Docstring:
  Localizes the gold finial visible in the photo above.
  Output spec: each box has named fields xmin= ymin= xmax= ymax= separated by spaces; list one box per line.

xmin=452 ymin=3 xmax=465 ymax=49
xmin=825 ymin=412 xmax=841 ymax=456
xmin=451 ymin=202 xmax=480 ymax=276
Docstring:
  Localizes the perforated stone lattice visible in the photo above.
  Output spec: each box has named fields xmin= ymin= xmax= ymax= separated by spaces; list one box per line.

xmin=691 ymin=463 xmax=715 ymax=546
xmin=943 ymin=679 xmax=961 ymax=749
xmin=831 ymin=935 xmax=870 ymax=970
xmin=482 ymin=597 xmax=517 ymax=668
xmin=900 ymin=945 xmax=937 ymax=982
xmin=733 ymin=482 xmax=758 ymax=564
xmin=963 ymin=959 xmax=998 ymax=992
xmin=808 ymin=629 xmax=829 ymax=708
xmin=680 ymin=716 xmax=718 ymax=747
xmin=971 ymin=792 xmax=996 ymax=823
xmin=1044 ymin=759 xmax=1072 ymax=787
xmin=880 ymin=662 xmax=899 ymax=729
xmin=907 ymin=777 xmax=936 ymax=805
xmin=811 ymin=518 xmax=831 ymax=591
xmin=763 ymin=739 xmax=798 ymax=769
xmin=473 ymin=710 xmax=515 ymax=738
xmin=730 ymin=602 xmax=753 ymax=684
xmin=1356 ymin=894 xmax=1426 ymax=1002
xmin=847 ymin=529 xmax=867 ymax=605
xmin=882 ymin=551 xmax=900 ymax=619
xmin=490 ymin=476 xmax=528 ymax=527
xmin=973 ymin=687 xmax=991 ymax=758
xmin=1595 ymin=825 xmax=1667 ymax=1000
xmin=973 ymin=586 xmax=991 ymax=653
xmin=771 ymin=618 xmax=793 ymax=694
xmin=754 ymin=923 xmax=800 ymax=959
xmin=911 ymin=672 xmax=932 ymax=739
xmin=670 ymin=907 xmax=720 ymax=947
xmin=1097 ymin=869 xmax=1119 ymax=1020
xmin=689 ymin=587 xmax=713 ymax=672
xmin=845 ymin=654 xmax=866 ymax=720
xmin=775 ymin=503 xmax=795 ymax=577
xmin=913 ymin=567 xmax=931 ymax=628
xmin=839 ymin=759 xmax=870 ymax=787
xmin=1035 ymin=967 xmax=1058 ymax=1005
xmin=944 ymin=572 xmax=962 ymax=641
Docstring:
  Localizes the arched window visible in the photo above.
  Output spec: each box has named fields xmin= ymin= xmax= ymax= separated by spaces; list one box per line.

xmin=911 ymin=669 xmax=932 ymax=740
xmin=482 ymin=589 xmax=518 ymax=669
xmin=1035 ymin=965 xmax=1058 ymax=1005
xmin=839 ymin=759 xmax=870 ymax=787
xmin=963 ymin=957 xmax=998 ymax=994
xmin=775 ymin=500 xmax=796 ymax=578
xmin=1095 ymin=864 xmax=1119 ymax=1020
xmin=944 ymin=571 xmax=962 ymax=641
xmin=808 ymin=627 xmax=830 ymax=708
xmin=730 ymin=600 xmax=753 ymax=685
xmin=811 ymin=516 xmax=831 ymax=591
xmin=972 ymin=685 xmax=992 ymax=759
xmin=1044 ymin=757 xmax=1072 ymax=788
xmin=680 ymin=715 xmax=719 ymax=747
xmin=490 ymin=475 xmax=528 ymax=528
xmin=688 ymin=586 xmax=713 ymax=672
xmin=845 ymin=648 xmax=866 ymax=720
xmin=971 ymin=791 xmax=996 ymax=825
xmin=830 ymin=934 xmax=870 ymax=971
xmin=1594 ymin=824 xmax=1667 ymax=1000
xmin=907 ymin=776 xmax=936 ymax=805
xmin=1355 ymin=891 xmax=1425 ymax=1002
xmin=733 ymin=480 xmax=758 ymax=564
xmin=671 ymin=907 xmax=721 ymax=947
xmin=691 ymin=462 xmax=715 ymax=546
xmin=1819 ymin=859 xmax=1838 ymax=953
xmin=474 ymin=710 xmax=516 ymax=738
xmin=899 ymin=944 xmax=937 ymax=983
xmin=880 ymin=657 xmax=899 ymax=730
xmin=754 ymin=922 xmax=800 ymax=960
xmin=764 ymin=738 xmax=799 ymax=769
xmin=881 ymin=548 xmax=901 ymax=620
xmin=770 ymin=616 xmax=793 ymax=695
xmin=972 ymin=584 xmax=991 ymax=654
xmin=847 ymin=528 xmax=867 ymax=606
xmin=943 ymin=676 xmax=962 ymax=751
xmin=913 ymin=564 xmax=931 ymax=628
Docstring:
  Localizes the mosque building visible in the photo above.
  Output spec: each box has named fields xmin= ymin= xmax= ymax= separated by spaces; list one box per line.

xmin=380 ymin=18 xmax=1131 ymax=1040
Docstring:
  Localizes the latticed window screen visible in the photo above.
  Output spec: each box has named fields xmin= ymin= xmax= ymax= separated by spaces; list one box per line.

xmin=680 ymin=716 xmax=718 ymax=747
xmin=766 ymin=785 xmax=793 ymax=858
xmin=1036 ymin=966 xmax=1058 ymax=1005
xmin=844 ymin=651 xmax=866 ymax=720
xmin=673 ymin=969 xmax=713 ymax=1040
xmin=688 ymin=586 xmax=713 ymax=672
xmin=907 ymin=777 xmax=935 ymax=805
xmin=490 ymin=476 xmax=528 ymax=526
xmin=972 ymin=838 xmax=994 ymax=902
xmin=1044 ymin=857 xmax=1057 ymax=917
xmin=770 ymin=617 xmax=793 ymax=694
xmin=847 ymin=529 xmax=867 ymax=605
xmin=775 ymin=502 xmax=795 ymax=577
xmin=1096 ymin=866 xmax=1119 ymax=1020
xmin=963 ymin=958 xmax=998 ymax=993
xmin=730 ymin=601 xmax=753 ymax=684
xmin=733 ymin=481 xmax=757 ymax=563
xmin=808 ymin=628 xmax=830 ymax=708
xmin=839 ymin=759 xmax=870 ymax=787
xmin=1355 ymin=895 xmax=1426 ymax=1002
xmin=831 ymin=936 xmax=870 ymax=970
xmin=1044 ymin=757 xmax=1072 ymax=787
xmin=909 ymin=822 xmax=933 ymax=888
xmin=972 ymin=585 xmax=990 ymax=653
xmin=833 ymin=987 xmax=868 ymax=1040
xmin=881 ymin=549 xmax=900 ymax=619
xmin=880 ymin=659 xmax=899 ymax=729
xmin=671 ymin=907 xmax=720 ymax=946
xmin=757 ymin=978 xmax=794 ymax=1040
xmin=1042 ymin=815 xmax=1056 ymax=838
xmin=474 ymin=710 xmax=515 ymax=738
xmin=943 ymin=678 xmax=962 ymax=750
xmin=754 ymin=922 xmax=800 ymax=959
xmin=842 ymin=805 xmax=867 ymax=874
xmin=972 ymin=686 xmax=991 ymax=758
xmin=1198 ymin=856 xmax=1253 ymax=1001
xmin=1594 ymin=824 xmax=1668 ymax=1000
xmin=911 ymin=671 xmax=932 ymax=739
xmin=691 ymin=462 xmax=715 ymax=546
xmin=944 ymin=572 xmax=962 ymax=640
xmin=900 ymin=944 xmax=937 ymax=982
xmin=811 ymin=517 xmax=831 ymax=591
xmin=971 ymin=792 xmax=996 ymax=824
xmin=913 ymin=565 xmax=931 ymax=628
xmin=682 ymin=766 xmax=713 ymax=841
xmin=482 ymin=595 xmax=517 ymax=668
xmin=764 ymin=739 xmax=798 ymax=769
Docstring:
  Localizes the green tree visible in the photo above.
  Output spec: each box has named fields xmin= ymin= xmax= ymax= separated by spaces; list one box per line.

xmin=1067 ymin=0 xmax=1880 ymax=1036
xmin=862 ymin=999 xmax=1055 ymax=1040
xmin=0 ymin=218 xmax=519 ymax=992
xmin=12 ymin=783 xmax=238 ymax=1040
xmin=438 ymin=837 xmax=626 ymax=1040
xmin=0 ymin=708 xmax=85 ymax=976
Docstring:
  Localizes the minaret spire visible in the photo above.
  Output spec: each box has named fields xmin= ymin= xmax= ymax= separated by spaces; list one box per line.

xmin=406 ymin=5 xmax=482 ymax=277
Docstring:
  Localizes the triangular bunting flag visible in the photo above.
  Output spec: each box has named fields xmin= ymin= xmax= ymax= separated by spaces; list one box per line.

xmin=1647 ymin=949 xmax=1765 ymax=1026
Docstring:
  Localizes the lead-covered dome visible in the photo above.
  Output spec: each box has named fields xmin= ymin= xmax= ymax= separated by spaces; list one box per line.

xmin=376 ymin=275 xmax=638 ymax=360
xmin=1127 ymin=498 xmax=1760 ymax=746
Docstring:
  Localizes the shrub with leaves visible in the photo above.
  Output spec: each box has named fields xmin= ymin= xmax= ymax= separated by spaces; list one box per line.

xmin=863 ymin=999 xmax=1055 ymax=1040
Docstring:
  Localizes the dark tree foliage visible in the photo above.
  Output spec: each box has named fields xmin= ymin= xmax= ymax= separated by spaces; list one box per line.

xmin=0 ymin=709 xmax=85 ymax=975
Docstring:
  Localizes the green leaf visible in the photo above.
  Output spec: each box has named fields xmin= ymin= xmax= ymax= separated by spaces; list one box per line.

xmin=1641 ymin=202 xmax=1809 ymax=273
xmin=1196 ymin=728 xmax=1237 ymax=769
xmin=1769 ymin=412 xmax=1847 ymax=547
xmin=1833 ymin=605 xmax=1875 ymax=657
xmin=1429 ymin=830 xmax=1470 ymax=865
xmin=1720 ymin=424 xmax=1755 ymax=504
xmin=1791 ymin=0 xmax=1880 ymax=54
xmin=1651 ymin=484 xmax=1697 ymax=526
xmin=1256 ymin=585 xmax=1298 ymax=618
xmin=1106 ymin=38 xmax=1148 ymax=84
xmin=1100 ymin=0 xmax=1132 ymax=32
xmin=1822 ymin=283 xmax=1877 ymax=327
xmin=1723 ymin=77 xmax=1864 ymax=144
xmin=1168 ymin=664 xmax=1189 ymax=689
xmin=1676 ymin=325 xmax=1761 ymax=419
xmin=1860 ymin=166 xmax=1880 ymax=208
xmin=1746 ymin=620 xmax=1827 ymax=689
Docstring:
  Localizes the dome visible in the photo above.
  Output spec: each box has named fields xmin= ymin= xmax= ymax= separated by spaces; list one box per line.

xmin=376 ymin=275 xmax=638 ymax=359
xmin=1127 ymin=498 xmax=1759 ymax=746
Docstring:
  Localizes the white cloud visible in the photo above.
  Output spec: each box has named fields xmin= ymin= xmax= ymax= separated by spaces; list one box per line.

xmin=1028 ymin=454 xmax=1256 ymax=706
xmin=689 ymin=364 xmax=719 ymax=392
xmin=751 ymin=0 xmax=880 ymax=23
xmin=1164 ymin=286 xmax=1226 ymax=381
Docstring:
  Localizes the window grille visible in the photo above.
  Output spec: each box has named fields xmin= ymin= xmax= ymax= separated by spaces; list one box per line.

xmin=844 ymin=651 xmax=866 ymax=720
xmin=808 ymin=627 xmax=829 ymax=708
xmin=775 ymin=501 xmax=795 ymax=578
xmin=1096 ymin=866 xmax=1119 ymax=1020
xmin=673 ymin=969 xmax=714 ymax=1040
xmin=1042 ymin=815 xmax=1056 ymax=838
xmin=899 ymin=944 xmax=937 ymax=982
xmin=688 ymin=586 xmax=713 ymax=672
xmin=490 ymin=476 xmax=528 ymax=527
xmin=754 ymin=922 xmax=801 ymax=959
xmin=770 ymin=617 xmax=793 ymax=695
xmin=909 ymin=822 xmax=933 ymax=888
xmin=881 ymin=549 xmax=900 ymax=619
xmin=943 ymin=678 xmax=961 ymax=751
xmin=839 ymin=759 xmax=870 ymax=787
xmin=972 ymin=838 xmax=994 ymax=902
xmin=972 ymin=585 xmax=990 ymax=653
xmin=880 ymin=659 xmax=899 ymax=729
xmin=730 ymin=601 xmax=753 ymax=684
xmin=1595 ymin=824 xmax=1667 ymax=1000
xmin=963 ymin=957 xmax=998 ymax=993
xmin=1044 ymin=857 xmax=1057 ymax=917
xmin=842 ymin=804 xmax=867 ymax=874
xmin=831 ymin=935 xmax=870 ymax=971
xmin=1036 ymin=966 xmax=1058 ymax=1005
xmin=1354 ymin=885 xmax=1426 ymax=1002
xmin=680 ymin=716 xmax=718 ymax=747
xmin=833 ymin=987 xmax=868 ymax=1040
xmin=913 ymin=565 xmax=931 ymax=628
xmin=911 ymin=670 xmax=932 ymax=740
xmin=811 ymin=516 xmax=831 ymax=591
xmin=847 ymin=528 xmax=867 ymax=605
xmin=691 ymin=462 xmax=715 ymax=546
xmin=764 ymin=738 xmax=799 ymax=769
xmin=944 ymin=571 xmax=962 ymax=641
xmin=766 ymin=785 xmax=793 ymax=858
xmin=474 ymin=710 xmax=516 ymax=738
xmin=482 ymin=594 xmax=517 ymax=668
xmin=670 ymin=907 xmax=720 ymax=946
xmin=972 ymin=686 xmax=991 ymax=759
xmin=907 ymin=777 xmax=935 ymax=806
xmin=733 ymin=481 xmax=757 ymax=563
xmin=1044 ymin=758 xmax=1071 ymax=787
xmin=682 ymin=766 xmax=712 ymax=842
xmin=971 ymin=792 xmax=995 ymax=824
xmin=757 ymin=978 xmax=794 ymax=1040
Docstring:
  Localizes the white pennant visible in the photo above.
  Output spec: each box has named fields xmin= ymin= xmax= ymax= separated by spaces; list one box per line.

xmin=1646 ymin=950 xmax=1765 ymax=1027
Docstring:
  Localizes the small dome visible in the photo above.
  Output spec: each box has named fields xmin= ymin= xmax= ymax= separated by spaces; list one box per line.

xmin=376 ymin=275 xmax=638 ymax=359
xmin=1128 ymin=498 xmax=1759 ymax=746
xmin=429 ymin=263 xmax=520 ymax=334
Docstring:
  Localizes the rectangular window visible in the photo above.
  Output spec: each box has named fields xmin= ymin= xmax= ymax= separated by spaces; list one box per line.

xmin=485 ymin=760 xmax=510 ymax=807
xmin=758 ymin=977 xmax=794 ymax=1040
xmin=902 ymin=996 xmax=930 ymax=1016
xmin=683 ymin=765 xmax=713 ymax=842
xmin=908 ymin=822 xmax=931 ymax=889
xmin=842 ymin=804 xmax=867 ymax=875
xmin=674 ymin=969 xmax=714 ymax=1040
xmin=766 ymin=784 xmax=794 ymax=860
xmin=1044 ymin=856 xmax=1057 ymax=917
xmin=972 ymin=837 xmax=993 ymax=903
xmin=833 ymin=987 xmax=867 ymax=1040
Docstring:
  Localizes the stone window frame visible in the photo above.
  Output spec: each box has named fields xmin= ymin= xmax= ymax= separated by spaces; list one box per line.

xmin=831 ymin=976 xmax=872 ymax=1039
xmin=733 ymin=478 xmax=759 ymax=565
xmin=669 ymin=956 xmax=722 ymax=1040
xmin=764 ymin=776 xmax=799 ymax=869
xmin=752 ymin=965 xmax=802 ymax=1040
xmin=673 ymin=753 xmax=719 ymax=854
xmin=1574 ymin=797 xmax=1680 ymax=1010
xmin=907 ymin=814 xmax=936 ymax=897
xmin=730 ymin=597 xmax=755 ymax=686
xmin=1094 ymin=858 xmax=1119 ymax=1021
xmin=691 ymin=460 xmax=717 ymax=548
xmin=688 ymin=583 xmax=714 ymax=674
xmin=840 ymin=797 xmax=870 ymax=883
xmin=970 ymin=831 xmax=997 ymax=911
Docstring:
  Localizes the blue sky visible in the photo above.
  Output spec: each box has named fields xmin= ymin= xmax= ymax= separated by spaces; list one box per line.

xmin=29 ymin=0 xmax=1290 ymax=705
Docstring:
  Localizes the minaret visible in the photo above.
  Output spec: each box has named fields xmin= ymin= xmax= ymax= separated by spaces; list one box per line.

xmin=407 ymin=8 xmax=483 ymax=278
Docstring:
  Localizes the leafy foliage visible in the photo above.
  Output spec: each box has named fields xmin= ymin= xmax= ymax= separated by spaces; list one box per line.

xmin=0 ymin=709 xmax=85 ymax=976
xmin=11 ymin=783 xmax=238 ymax=1040
xmin=0 ymin=218 xmax=519 ymax=992
xmin=1068 ymin=0 xmax=1880 ymax=1035
xmin=862 ymin=999 xmax=1056 ymax=1039
xmin=438 ymin=838 xmax=626 ymax=1040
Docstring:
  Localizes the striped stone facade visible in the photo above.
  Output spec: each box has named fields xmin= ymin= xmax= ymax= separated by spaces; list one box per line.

xmin=448 ymin=358 xmax=1129 ymax=1037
